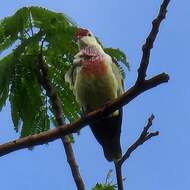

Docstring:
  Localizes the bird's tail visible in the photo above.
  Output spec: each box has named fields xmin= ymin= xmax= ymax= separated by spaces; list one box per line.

xmin=103 ymin=138 xmax=122 ymax=161
xmin=89 ymin=108 xmax=123 ymax=162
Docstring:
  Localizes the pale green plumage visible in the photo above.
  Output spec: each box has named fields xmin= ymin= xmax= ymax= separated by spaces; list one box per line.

xmin=65 ymin=36 xmax=123 ymax=111
xmin=65 ymin=31 xmax=124 ymax=161
xmin=74 ymin=64 xmax=117 ymax=112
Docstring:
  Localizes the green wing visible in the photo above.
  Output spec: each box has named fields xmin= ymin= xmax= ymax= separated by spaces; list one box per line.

xmin=111 ymin=60 xmax=124 ymax=96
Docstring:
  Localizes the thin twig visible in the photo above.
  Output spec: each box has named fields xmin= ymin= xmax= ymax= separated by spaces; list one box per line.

xmin=118 ymin=114 xmax=158 ymax=167
xmin=136 ymin=0 xmax=170 ymax=85
xmin=114 ymin=115 xmax=158 ymax=190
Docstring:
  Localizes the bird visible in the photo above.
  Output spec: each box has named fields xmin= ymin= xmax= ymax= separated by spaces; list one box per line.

xmin=65 ymin=28 xmax=124 ymax=161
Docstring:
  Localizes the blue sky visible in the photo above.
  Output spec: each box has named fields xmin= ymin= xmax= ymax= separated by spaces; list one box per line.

xmin=0 ymin=0 xmax=189 ymax=189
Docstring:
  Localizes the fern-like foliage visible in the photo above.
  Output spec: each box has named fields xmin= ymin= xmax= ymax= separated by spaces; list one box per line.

xmin=92 ymin=169 xmax=116 ymax=190
xmin=0 ymin=6 xmax=129 ymax=137
xmin=92 ymin=183 xmax=115 ymax=190
xmin=104 ymin=48 xmax=129 ymax=78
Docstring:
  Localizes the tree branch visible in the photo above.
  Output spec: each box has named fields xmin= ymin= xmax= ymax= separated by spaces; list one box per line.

xmin=114 ymin=115 xmax=158 ymax=190
xmin=118 ymin=114 xmax=158 ymax=167
xmin=115 ymin=0 xmax=171 ymax=189
xmin=136 ymin=0 xmax=170 ymax=85
xmin=0 ymin=74 xmax=168 ymax=157
xmin=0 ymin=5 xmax=170 ymax=184
xmin=35 ymin=48 xmax=85 ymax=190
xmin=114 ymin=161 xmax=124 ymax=190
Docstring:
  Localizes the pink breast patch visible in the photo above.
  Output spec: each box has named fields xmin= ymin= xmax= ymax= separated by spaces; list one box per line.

xmin=80 ymin=47 xmax=108 ymax=76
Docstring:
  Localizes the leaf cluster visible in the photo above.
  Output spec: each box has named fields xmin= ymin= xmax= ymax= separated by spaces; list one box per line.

xmin=0 ymin=6 xmax=129 ymax=137
xmin=92 ymin=183 xmax=115 ymax=190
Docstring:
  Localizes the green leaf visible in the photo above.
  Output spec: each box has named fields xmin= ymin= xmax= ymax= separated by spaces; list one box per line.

xmin=92 ymin=183 xmax=115 ymax=190
xmin=0 ymin=7 xmax=30 ymax=53
xmin=0 ymin=53 xmax=13 ymax=110
xmin=46 ymin=51 xmax=80 ymax=122
xmin=104 ymin=48 xmax=130 ymax=70
xmin=8 ymin=53 xmax=50 ymax=136
xmin=30 ymin=6 xmax=76 ymax=29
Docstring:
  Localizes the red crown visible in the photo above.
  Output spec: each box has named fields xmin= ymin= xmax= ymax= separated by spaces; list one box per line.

xmin=76 ymin=28 xmax=89 ymax=39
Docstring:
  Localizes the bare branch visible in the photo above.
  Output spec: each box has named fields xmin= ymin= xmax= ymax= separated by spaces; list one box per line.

xmin=114 ymin=1 xmax=171 ymax=189
xmin=118 ymin=114 xmax=158 ymax=167
xmin=114 ymin=115 xmax=158 ymax=190
xmin=114 ymin=162 xmax=124 ymax=190
xmin=0 ymin=124 xmax=79 ymax=157
xmin=0 ymin=74 xmax=168 ymax=157
xmin=136 ymin=0 xmax=170 ymax=85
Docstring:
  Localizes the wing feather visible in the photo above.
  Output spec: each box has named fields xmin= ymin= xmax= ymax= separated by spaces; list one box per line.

xmin=110 ymin=60 xmax=124 ymax=96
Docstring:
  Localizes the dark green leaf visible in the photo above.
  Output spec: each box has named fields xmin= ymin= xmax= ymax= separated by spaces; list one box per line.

xmin=0 ymin=53 xmax=13 ymax=110
xmin=104 ymin=48 xmax=130 ymax=70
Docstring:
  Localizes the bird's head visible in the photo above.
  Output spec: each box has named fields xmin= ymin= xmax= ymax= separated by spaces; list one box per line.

xmin=75 ymin=28 xmax=102 ymax=51
xmin=73 ymin=28 xmax=106 ymax=68
xmin=76 ymin=28 xmax=92 ymax=40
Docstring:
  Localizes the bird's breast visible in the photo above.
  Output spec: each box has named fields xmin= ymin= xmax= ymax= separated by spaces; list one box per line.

xmin=81 ymin=59 xmax=107 ymax=77
xmin=79 ymin=47 xmax=107 ymax=77
xmin=74 ymin=59 xmax=118 ymax=112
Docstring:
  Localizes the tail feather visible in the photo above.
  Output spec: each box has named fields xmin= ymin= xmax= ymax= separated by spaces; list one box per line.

xmin=89 ymin=108 xmax=122 ymax=161
xmin=102 ymin=138 xmax=122 ymax=161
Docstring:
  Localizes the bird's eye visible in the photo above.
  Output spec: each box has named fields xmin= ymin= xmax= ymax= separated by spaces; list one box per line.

xmin=88 ymin=33 xmax=91 ymax=36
